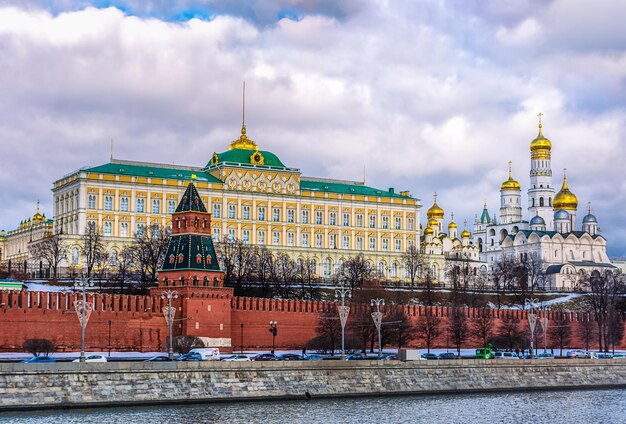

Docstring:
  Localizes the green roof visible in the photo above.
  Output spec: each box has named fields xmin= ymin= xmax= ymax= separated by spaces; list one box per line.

xmin=300 ymin=179 xmax=411 ymax=199
xmin=175 ymin=183 xmax=207 ymax=213
xmin=85 ymin=161 xmax=222 ymax=184
xmin=206 ymin=149 xmax=286 ymax=169
xmin=161 ymin=234 xmax=221 ymax=272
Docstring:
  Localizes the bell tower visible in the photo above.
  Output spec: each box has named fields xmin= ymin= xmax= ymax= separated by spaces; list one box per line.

xmin=528 ymin=113 xmax=555 ymax=229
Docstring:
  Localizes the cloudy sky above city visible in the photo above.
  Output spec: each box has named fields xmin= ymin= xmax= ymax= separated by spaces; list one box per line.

xmin=0 ymin=0 xmax=625 ymax=256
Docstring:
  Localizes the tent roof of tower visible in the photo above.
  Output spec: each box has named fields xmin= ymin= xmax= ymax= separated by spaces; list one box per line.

xmin=175 ymin=183 xmax=207 ymax=213
xmin=161 ymin=234 xmax=221 ymax=272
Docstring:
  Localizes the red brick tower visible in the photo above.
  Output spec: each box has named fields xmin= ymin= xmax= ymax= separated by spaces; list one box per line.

xmin=152 ymin=181 xmax=233 ymax=349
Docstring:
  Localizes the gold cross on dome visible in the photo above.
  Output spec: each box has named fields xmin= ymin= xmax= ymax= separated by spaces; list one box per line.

xmin=537 ymin=112 xmax=543 ymax=128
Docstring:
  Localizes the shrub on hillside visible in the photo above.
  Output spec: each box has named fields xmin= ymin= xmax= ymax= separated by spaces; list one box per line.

xmin=174 ymin=336 xmax=205 ymax=354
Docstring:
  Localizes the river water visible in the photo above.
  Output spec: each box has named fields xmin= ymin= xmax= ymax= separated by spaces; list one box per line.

xmin=1 ymin=389 xmax=624 ymax=424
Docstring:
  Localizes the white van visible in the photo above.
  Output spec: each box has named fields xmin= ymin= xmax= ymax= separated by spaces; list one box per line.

xmin=188 ymin=348 xmax=220 ymax=361
xmin=493 ymin=351 xmax=519 ymax=360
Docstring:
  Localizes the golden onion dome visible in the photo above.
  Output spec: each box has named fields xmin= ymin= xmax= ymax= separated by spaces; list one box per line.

xmin=553 ymin=172 xmax=578 ymax=210
xmin=424 ymin=227 xmax=434 ymax=236
xmin=448 ymin=212 xmax=458 ymax=229
xmin=461 ymin=220 xmax=470 ymax=238
xmin=530 ymin=114 xmax=552 ymax=158
xmin=500 ymin=161 xmax=521 ymax=191
xmin=427 ymin=218 xmax=438 ymax=228
xmin=426 ymin=193 xmax=445 ymax=219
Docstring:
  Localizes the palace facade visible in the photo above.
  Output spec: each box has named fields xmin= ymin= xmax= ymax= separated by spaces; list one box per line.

xmin=50 ymin=124 xmax=421 ymax=280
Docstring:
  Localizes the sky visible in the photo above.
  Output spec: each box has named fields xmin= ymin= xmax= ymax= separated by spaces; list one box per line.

xmin=0 ymin=0 xmax=625 ymax=257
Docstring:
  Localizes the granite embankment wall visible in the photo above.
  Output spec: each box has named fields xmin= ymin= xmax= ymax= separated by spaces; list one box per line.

xmin=1 ymin=360 xmax=625 ymax=411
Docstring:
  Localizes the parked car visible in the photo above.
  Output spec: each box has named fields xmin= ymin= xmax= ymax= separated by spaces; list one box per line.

xmin=22 ymin=355 xmax=55 ymax=363
xmin=438 ymin=352 xmax=456 ymax=360
xmin=566 ymin=350 xmax=590 ymax=359
xmin=345 ymin=353 xmax=367 ymax=360
xmin=613 ymin=354 xmax=625 ymax=359
xmin=493 ymin=352 xmax=519 ymax=360
xmin=277 ymin=354 xmax=304 ymax=361
xmin=72 ymin=354 xmax=107 ymax=363
xmin=188 ymin=348 xmax=220 ymax=361
xmin=420 ymin=353 xmax=438 ymax=360
xmin=251 ymin=353 xmax=278 ymax=361
xmin=221 ymin=354 xmax=251 ymax=362
xmin=144 ymin=356 xmax=173 ymax=362
xmin=535 ymin=353 xmax=555 ymax=359
xmin=303 ymin=354 xmax=324 ymax=361
xmin=381 ymin=354 xmax=398 ymax=361
xmin=591 ymin=352 xmax=613 ymax=359
xmin=177 ymin=352 xmax=203 ymax=361
xmin=475 ymin=348 xmax=494 ymax=359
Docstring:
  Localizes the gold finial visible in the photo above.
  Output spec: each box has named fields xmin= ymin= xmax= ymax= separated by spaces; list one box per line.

xmin=191 ymin=173 xmax=197 ymax=181
xmin=433 ymin=192 xmax=438 ymax=202
xmin=537 ymin=112 xmax=543 ymax=128
xmin=508 ymin=160 xmax=513 ymax=178
xmin=451 ymin=212 xmax=454 ymax=222
xmin=242 ymin=81 xmax=246 ymax=134
xmin=484 ymin=198 xmax=487 ymax=208
xmin=588 ymin=201 xmax=591 ymax=215
xmin=36 ymin=199 xmax=40 ymax=214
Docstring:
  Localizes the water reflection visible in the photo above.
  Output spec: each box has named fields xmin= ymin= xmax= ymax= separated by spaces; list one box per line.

xmin=2 ymin=389 xmax=624 ymax=424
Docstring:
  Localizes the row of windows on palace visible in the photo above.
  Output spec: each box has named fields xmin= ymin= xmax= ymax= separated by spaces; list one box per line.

xmin=80 ymin=221 xmax=416 ymax=252
xmin=69 ymin=195 xmax=416 ymax=230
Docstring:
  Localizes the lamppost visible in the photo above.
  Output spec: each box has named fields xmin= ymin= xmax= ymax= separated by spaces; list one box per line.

xmin=240 ymin=323 xmax=244 ymax=354
xmin=161 ymin=290 xmax=178 ymax=359
xmin=541 ymin=303 xmax=548 ymax=354
xmin=269 ymin=321 xmax=278 ymax=354
xmin=74 ymin=278 xmax=94 ymax=363
xmin=334 ymin=283 xmax=351 ymax=358
xmin=371 ymin=298 xmax=385 ymax=357
xmin=108 ymin=320 xmax=112 ymax=357
xmin=525 ymin=298 xmax=540 ymax=357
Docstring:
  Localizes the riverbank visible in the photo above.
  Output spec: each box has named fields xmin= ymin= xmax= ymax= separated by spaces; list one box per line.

xmin=1 ymin=359 xmax=626 ymax=411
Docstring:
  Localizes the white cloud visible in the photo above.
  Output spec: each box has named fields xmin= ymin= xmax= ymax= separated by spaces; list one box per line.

xmin=0 ymin=2 xmax=625 ymax=257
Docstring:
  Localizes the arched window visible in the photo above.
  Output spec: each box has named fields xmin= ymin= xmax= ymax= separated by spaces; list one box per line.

xmin=532 ymin=198 xmax=535 ymax=207
xmin=539 ymin=197 xmax=544 ymax=207
xmin=203 ymin=276 xmax=208 ymax=287
xmin=178 ymin=254 xmax=184 ymax=263
xmin=169 ymin=255 xmax=175 ymax=264
xmin=71 ymin=247 xmax=80 ymax=265
xmin=196 ymin=254 xmax=202 ymax=264
xmin=206 ymin=256 xmax=212 ymax=264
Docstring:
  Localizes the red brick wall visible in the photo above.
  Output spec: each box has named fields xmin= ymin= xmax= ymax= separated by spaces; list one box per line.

xmin=0 ymin=290 xmax=624 ymax=353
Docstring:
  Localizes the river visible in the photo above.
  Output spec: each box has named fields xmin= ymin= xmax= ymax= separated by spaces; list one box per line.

xmin=1 ymin=388 xmax=624 ymax=423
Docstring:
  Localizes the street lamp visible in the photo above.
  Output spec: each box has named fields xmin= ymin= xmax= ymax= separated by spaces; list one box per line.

xmin=74 ymin=278 xmax=94 ymax=363
xmin=525 ymin=298 xmax=540 ymax=357
xmin=161 ymin=290 xmax=178 ymax=359
xmin=371 ymin=298 xmax=385 ymax=357
xmin=334 ymin=283 xmax=352 ymax=358
xmin=269 ymin=321 xmax=278 ymax=354
xmin=240 ymin=323 xmax=244 ymax=354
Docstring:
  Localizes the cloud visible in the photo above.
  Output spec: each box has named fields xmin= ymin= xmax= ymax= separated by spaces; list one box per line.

xmin=0 ymin=1 xmax=625 ymax=258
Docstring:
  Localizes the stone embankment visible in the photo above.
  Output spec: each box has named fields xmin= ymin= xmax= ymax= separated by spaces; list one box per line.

xmin=1 ymin=359 xmax=625 ymax=411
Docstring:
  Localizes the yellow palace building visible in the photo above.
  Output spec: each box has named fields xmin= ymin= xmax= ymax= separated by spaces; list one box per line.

xmin=52 ymin=124 xmax=422 ymax=280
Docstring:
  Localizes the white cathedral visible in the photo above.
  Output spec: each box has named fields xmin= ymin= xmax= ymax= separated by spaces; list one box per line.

xmin=472 ymin=116 xmax=615 ymax=289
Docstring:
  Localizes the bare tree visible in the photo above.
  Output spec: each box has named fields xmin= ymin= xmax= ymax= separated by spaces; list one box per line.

xmin=81 ymin=222 xmax=105 ymax=279
xmin=91 ymin=249 xmax=110 ymax=292
xmin=28 ymin=233 xmax=67 ymax=281
xmin=314 ymin=308 xmax=342 ymax=356
xmin=133 ymin=224 xmax=170 ymax=294
xmin=416 ymin=308 xmax=442 ymax=353
xmin=402 ymin=245 xmax=423 ymax=287
xmin=252 ymin=246 xmax=274 ymax=297
xmin=497 ymin=315 xmax=523 ymax=351
xmin=342 ymin=254 xmax=372 ymax=290
xmin=449 ymin=307 xmax=468 ymax=356
xmin=23 ymin=339 xmax=55 ymax=357
xmin=111 ymin=246 xmax=135 ymax=294
xmin=296 ymin=257 xmax=320 ymax=300
xmin=580 ymin=269 xmax=625 ymax=352
xmin=273 ymin=252 xmax=297 ymax=299
xmin=549 ymin=312 xmax=572 ymax=357
xmin=580 ymin=313 xmax=595 ymax=352
xmin=385 ymin=306 xmax=417 ymax=349
xmin=174 ymin=336 xmax=205 ymax=354
xmin=472 ymin=308 xmax=495 ymax=348
xmin=348 ymin=304 xmax=376 ymax=354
